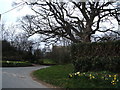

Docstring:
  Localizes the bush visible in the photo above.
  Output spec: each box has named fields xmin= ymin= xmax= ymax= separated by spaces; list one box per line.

xmin=73 ymin=57 xmax=92 ymax=72
xmin=71 ymin=41 xmax=120 ymax=60
xmin=71 ymin=41 xmax=120 ymax=72
xmin=73 ymin=56 xmax=120 ymax=73
xmin=50 ymin=46 xmax=72 ymax=64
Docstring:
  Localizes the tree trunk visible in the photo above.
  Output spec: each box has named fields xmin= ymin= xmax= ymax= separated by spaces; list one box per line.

xmin=82 ymin=34 xmax=91 ymax=42
xmin=81 ymin=24 xmax=92 ymax=42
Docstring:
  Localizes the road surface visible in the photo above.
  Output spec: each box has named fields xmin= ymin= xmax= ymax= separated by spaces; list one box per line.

xmin=2 ymin=66 xmax=49 ymax=88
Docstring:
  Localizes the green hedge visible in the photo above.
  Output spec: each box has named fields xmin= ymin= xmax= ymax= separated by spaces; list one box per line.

xmin=71 ymin=41 xmax=120 ymax=73
xmin=73 ymin=56 xmax=120 ymax=73
xmin=71 ymin=41 xmax=120 ymax=60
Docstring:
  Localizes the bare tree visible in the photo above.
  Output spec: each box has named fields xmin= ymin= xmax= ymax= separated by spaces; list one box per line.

xmin=7 ymin=24 xmax=17 ymax=43
xmin=20 ymin=0 xmax=120 ymax=43
xmin=13 ymin=33 xmax=33 ymax=52
xmin=0 ymin=22 xmax=17 ymax=44
xmin=0 ymin=21 xmax=8 ymax=40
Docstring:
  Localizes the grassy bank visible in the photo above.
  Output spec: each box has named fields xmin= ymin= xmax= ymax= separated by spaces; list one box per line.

xmin=33 ymin=64 xmax=120 ymax=88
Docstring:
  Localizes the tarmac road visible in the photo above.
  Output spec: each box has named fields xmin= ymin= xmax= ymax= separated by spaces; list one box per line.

xmin=2 ymin=65 xmax=49 ymax=88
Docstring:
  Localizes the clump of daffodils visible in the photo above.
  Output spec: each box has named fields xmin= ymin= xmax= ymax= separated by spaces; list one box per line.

xmin=111 ymin=74 xmax=119 ymax=85
xmin=68 ymin=72 xmax=81 ymax=78
xmin=69 ymin=72 xmax=119 ymax=86
xmin=89 ymin=74 xmax=95 ymax=79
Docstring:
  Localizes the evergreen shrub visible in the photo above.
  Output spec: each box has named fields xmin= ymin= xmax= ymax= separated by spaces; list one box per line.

xmin=73 ymin=56 xmax=120 ymax=73
xmin=71 ymin=41 xmax=120 ymax=72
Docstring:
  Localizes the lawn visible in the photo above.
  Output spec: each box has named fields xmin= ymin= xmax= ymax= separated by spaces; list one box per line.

xmin=43 ymin=59 xmax=56 ymax=64
xmin=33 ymin=64 xmax=120 ymax=88
xmin=39 ymin=59 xmax=57 ymax=65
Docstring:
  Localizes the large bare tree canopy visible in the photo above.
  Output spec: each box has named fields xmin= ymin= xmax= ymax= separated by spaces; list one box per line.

xmin=20 ymin=0 xmax=120 ymax=43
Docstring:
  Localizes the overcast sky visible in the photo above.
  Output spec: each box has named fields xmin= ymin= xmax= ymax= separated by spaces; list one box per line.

xmin=0 ymin=0 xmax=33 ymax=24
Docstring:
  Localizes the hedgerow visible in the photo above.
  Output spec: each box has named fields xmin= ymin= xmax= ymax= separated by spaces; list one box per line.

xmin=71 ymin=41 xmax=120 ymax=72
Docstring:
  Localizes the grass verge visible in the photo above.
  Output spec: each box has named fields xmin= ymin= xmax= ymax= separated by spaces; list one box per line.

xmin=33 ymin=64 xmax=120 ymax=88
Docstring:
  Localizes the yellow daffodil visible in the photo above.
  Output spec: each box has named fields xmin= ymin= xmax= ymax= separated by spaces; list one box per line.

xmin=109 ymin=75 xmax=112 ymax=77
xmin=114 ymin=75 xmax=117 ymax=77
xmin=89 ymin=74 xmax=92 ymax=77
xmin=112 ymin=83 xmax=116 ymax=85
xmin=69 ymin=74 xmax=73 ymax=78
xmin=92 ymin=76 xmax=95 ymax=79
xmin=114 ymin=75 xmax=117 ymax=80
xmin=76 ymin=72 xmax=80 ymax=74
xmin=114 ymin=77 xmax=116 ymax=80
xmin=111 ymin=80 xmax=115 ymax=83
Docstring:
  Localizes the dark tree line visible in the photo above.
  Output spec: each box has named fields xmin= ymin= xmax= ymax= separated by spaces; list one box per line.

xmin=0 ymin=22 xmax=44 ymax=63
